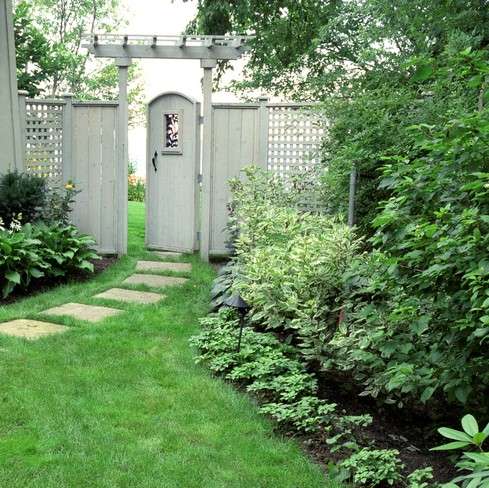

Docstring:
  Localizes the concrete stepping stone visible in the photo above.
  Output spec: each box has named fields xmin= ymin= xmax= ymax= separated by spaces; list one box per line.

xmin=151 ymin=251 xmax=182 ymax=259
xmin=122 ymin=273 xmax=188 ymax=288
xmin=94 ymin=288 xmax=164 ymax=304
xmin=136 ymin=260 xmax=192 ymax=273
xmin=0 ymin=319 xmax=68 ymax=340
xmin=40 ymin=302 xmax=123 ymax=323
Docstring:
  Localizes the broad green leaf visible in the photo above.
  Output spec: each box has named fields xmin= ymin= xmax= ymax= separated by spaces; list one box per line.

xmin=431 ymin=441 xmax=471 ymax=450
xmin=473 ymin=432 xmax=488 ymax=446
xmin=5 ymin=271 xmax=21 ymax=284
xmin=29 ymin=268 xmax=44 ymax=278
xmin=438 ymin=427 xmax=472 ymax=442
xmin=420 ymin=386 xmax=436 ymax=403
xmin=464 ymin=452 xmax=489 ymax=464
xmin=462 ymin=414 xmax=479 ymax=437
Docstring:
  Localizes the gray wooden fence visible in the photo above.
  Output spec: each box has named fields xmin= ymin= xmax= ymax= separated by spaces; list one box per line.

xmin=18 ymin=93 xmax=121 ymax=255
xmin=208 ymin=99 xmax=324 ymax=256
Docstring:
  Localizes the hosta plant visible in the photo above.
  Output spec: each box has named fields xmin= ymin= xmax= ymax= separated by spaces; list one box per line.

xmin=0 ymin=222 xmax=98 ymax=298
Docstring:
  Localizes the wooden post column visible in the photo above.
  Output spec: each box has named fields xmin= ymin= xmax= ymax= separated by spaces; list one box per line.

xmin=115 ymin=57 xmax=131 ymax=256
xmin=200 ymin=59 xmax=217 ymax=262
xmin=0 ymin=0 xmax=22 ymax=173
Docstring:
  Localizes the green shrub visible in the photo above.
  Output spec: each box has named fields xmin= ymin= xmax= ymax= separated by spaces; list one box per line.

xmin=128 ymin=163 xmax=145 ymax=202
xmin=40 ymin=181 xmax=80 ymax=225
xmin=230 ymin=166 xmax=360 ymax=365
xmin=334 ymin=104 xmax=489 ymax=409
xmin=0 ymin=171 xmax=47 ymax=226
xmin=0 ymin=222 xmax=98 ymax=298
xmin=340 ymin=448 xmax=404 ymax=487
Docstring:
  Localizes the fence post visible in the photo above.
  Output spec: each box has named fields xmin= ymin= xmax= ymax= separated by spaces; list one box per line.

xmin=17 ymin=90 xmax=28 ymax=171
xmin=348 ymin=165 xmax=357 ymax=228
xmin=62 ymin=93 xmax=73 ymax=183
xmin=200 ymin=58 xmax=217 ymax=263
xmin=258 ymin=96 xmax=269 ymax=169
xmin=115 ymin=57 xmax=132 ymax=256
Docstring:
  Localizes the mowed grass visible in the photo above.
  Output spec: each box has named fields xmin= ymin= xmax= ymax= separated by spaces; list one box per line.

xmin=0 ymin=202 xmax=332 ymax=488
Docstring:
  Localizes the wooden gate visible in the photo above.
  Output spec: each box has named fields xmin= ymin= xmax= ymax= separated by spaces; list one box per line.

xmin=146 ymin=92 xmax=201 ymax=252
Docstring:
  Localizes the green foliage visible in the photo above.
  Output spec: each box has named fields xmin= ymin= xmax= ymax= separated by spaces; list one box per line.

xmin=13 ymin=1 xmax=63 ymax=97
xmin=14 ymin=0 xmax=144 ymax=123
xmin=407 ymin=468 xmax=435 ymax=488
xmin=128 ymin=165 xmax=145 ymax=202
xmin=40 ymin=181 xmax=80 ymax=225
xmin=333 ymin=71 xmax=489 ymax=407
xmin=230 ymin=166 xmax=360 ymax=364
xmin=0 ymin=171 xmax=47 ymax=226
xmin=432 ymin=415 xmax=489 ymax=488
xmin=210 ymin=261 xmax=240 ymax=311
xmin=340 ymin=448 xmax=404 ymax=487
xmin=189 ymin=0 xmax=489 ymax=235
xmin=0 ymin=222 xmax=98 ymax=298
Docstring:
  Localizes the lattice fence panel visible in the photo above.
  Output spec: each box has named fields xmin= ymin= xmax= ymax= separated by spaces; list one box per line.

xmin=267 ymin=105 xmax=324 ymax=178
xmin=267 ymin=105 xmax=325 ymax=212
xmin=24 ymin=100 xmax=64 ymax=187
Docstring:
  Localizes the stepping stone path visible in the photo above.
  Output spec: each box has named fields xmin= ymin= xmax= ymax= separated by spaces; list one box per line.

xmin=122 ymin=273 xmax=188 ymax=288
xmin=136 ymin=260 xmax=192 ymax=273
xmin=94 ymin=288 xmax=164 ymax=304
xmin=41 ymin=303 xmax=123 ymax=323
xmin=152 ymin=251 xmax=182 ymax=259
xmin=0 ymin=319 xmax=67 ymax=340
xmin=0 ymin=258 xmax=190 ymax=339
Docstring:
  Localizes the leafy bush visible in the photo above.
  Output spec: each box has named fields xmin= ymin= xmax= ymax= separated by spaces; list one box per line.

xmin=432 ymin=414 xmax=489 ymax=488
xmin=407 ymin=468 xmax=434 ymax=488
xmin=40 ymin=181 xmax=80 ymax=225
xmin=0 ymin=171 xmax=47 ymax=226
xmin=333 ymin=103 xmax=489 ymax=409
xmin=128 ymin=163 xmax=145 ymax=202
xmin=340 ymin=448 xmax=404 ymax=486
xmin=230 ymin=166 xmax=360 ymax=364
xmin=0 ymin=222 xmax=98 ymax=298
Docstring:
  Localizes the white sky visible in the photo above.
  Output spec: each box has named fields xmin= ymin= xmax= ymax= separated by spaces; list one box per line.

xmin=124 ymin=0 xmax=245 ymax=174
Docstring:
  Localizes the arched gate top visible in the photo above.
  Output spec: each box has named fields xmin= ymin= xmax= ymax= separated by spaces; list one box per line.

xmin=148 ymin=91 xmax=198 ymax=107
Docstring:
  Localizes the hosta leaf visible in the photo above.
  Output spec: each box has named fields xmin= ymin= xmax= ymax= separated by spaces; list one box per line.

xmin=5 ymin=271 xmax=21 ymax=284
xmin=29 ymin=268 xmax=44 ymax=278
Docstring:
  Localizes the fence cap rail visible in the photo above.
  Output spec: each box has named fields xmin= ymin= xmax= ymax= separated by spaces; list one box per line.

xmin=25 ymin=97 xmax=119 ymax=107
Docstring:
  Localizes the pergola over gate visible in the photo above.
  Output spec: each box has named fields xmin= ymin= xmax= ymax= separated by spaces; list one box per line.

xmin=82 ymin=33 xmax=253 ymax=261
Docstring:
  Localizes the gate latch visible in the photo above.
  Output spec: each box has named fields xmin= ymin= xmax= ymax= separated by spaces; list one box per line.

xmin=152 ymin=150 xmax=158 ymax=172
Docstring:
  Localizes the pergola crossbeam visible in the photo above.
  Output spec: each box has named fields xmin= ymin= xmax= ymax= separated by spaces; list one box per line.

xmin=82 ymin=33 xmax=253 ymax=60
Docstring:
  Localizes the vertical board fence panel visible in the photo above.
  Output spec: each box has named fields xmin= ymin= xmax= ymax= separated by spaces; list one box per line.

xmin=208 ymin=101 xmax=324 ymax=256
xmin=71 ymin=102 xmax=118 ymax=254
xmin=20 ymin=97 xmax=120 ymax=255
xmin=209 ymin=104 xmax=262 ymax=255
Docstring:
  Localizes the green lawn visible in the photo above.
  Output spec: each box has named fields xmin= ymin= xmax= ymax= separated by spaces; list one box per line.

xmin=0 ymin=202 xmax=331 ymax=487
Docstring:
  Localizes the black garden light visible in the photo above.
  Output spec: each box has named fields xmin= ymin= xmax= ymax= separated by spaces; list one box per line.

xmin=224 ymin=294 xmax=250 ymax=352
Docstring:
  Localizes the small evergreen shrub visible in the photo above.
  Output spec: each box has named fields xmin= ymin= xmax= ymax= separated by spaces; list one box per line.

xmin=0 ymin=171 xmax=47 ymax=226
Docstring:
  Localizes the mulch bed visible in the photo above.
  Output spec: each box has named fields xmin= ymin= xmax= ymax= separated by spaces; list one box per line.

xmin=276 ymin=371 xmax=459 ymax=485
xmin=0 ymin=255 xmax=118 ymax=305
